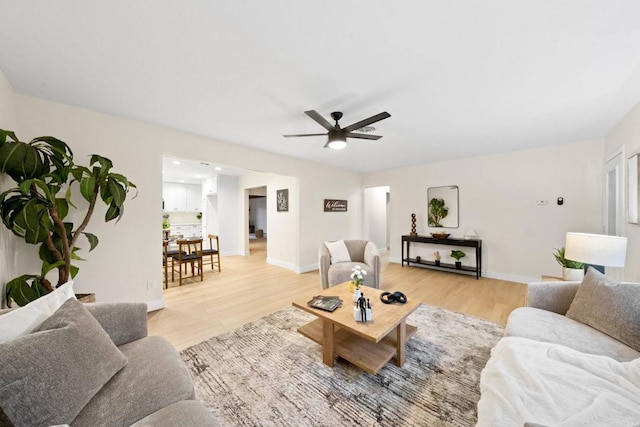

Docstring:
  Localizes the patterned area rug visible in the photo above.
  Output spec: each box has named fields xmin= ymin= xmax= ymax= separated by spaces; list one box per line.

xmin=181 ymin=304 xmax=504 ymax=426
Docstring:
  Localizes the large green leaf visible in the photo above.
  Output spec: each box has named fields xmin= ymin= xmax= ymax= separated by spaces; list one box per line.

xmin=5 ymin=275 xmax=48 ymax=307
xmin=83 ymin=232 xmax=99 ymax=251
xmin=107 ymin=178 xmax=126 ymax=207
xmin=105 ymin=203 xmax=120 ymax=222
xmin=55 ymin=198 xmax=69 ymax=220
xmin=80 ymin=176 xmax=97 ymax=202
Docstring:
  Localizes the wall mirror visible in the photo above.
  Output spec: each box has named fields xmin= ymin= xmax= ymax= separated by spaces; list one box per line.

xmin=427 ymin=185 xmax=459 ymax=228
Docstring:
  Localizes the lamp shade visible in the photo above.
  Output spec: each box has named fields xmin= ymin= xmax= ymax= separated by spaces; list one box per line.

xmin=564 ymin=232 xmax=627 ymax=267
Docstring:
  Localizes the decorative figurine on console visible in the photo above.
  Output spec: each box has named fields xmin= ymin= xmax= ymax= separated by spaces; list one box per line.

xmin=410 ymin=213 xmax=418 ymax=237
xmin=434 ymin=251 xmax=441 ymax=266
xmin=354 ymin=292 xmax=372 ymax=322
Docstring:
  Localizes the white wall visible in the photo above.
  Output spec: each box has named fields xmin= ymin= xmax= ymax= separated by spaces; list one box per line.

xmin=216 ymin=175 xmax=241 ymax=257
xmin=364 ymin=139 xmax=605 ymax=283
xmin=364 ymin=186 xmax=390 ymax=251
xmin=4 ymin=92 xmax=361 ymax=308
xmin=0 ymin=70 xmax=18 ymax=304
xmin=605 ymin=99 xmax=640 ymax=282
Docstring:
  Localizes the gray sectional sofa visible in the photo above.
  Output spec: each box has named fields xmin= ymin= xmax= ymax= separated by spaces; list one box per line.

xmin=477 ymin=268 xmax=640 ymax=425
xmin=0 ymin=298 xmax=219 ymax=427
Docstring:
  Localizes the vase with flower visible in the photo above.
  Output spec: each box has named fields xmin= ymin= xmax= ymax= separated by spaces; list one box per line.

xmin=350 ymin=265 xmax=367 ymax=301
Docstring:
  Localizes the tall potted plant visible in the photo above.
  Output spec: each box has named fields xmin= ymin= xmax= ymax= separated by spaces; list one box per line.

xmin=553 ymin=247 xmax=584 ymax=281
xmin=0 ymin=129 xmax=136 ymax=306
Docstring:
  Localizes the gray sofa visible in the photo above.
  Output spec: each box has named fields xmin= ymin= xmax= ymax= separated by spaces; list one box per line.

xmin=506 ymin=279 xmax=639 ymax=361
xmin=319 ymin=239 xmax=381 ymax=289
xmin=477 ymin=268 xmax=640 ymax=425
xmin=0 ymin=299 xmax=219 ymax=427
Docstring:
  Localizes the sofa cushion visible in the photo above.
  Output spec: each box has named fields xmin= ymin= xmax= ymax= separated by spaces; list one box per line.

xmin=0 ymin=280 xmax=75 ymax=344
xmin=0 ymin=298 xmax=127 ymax=427
xmin=505 ymin=307 xmax=640 ymax=362
xmin=129 ymin=400 xmax=220 ymax=427
xmin=72 ymin=336 xmax=195 ymax=426
xmin=324 ymin=240 xmax=351 ymax=263
xmin=566 ymin=268 xmax=640 ymax=353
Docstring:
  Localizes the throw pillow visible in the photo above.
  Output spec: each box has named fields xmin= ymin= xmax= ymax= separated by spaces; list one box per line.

xmin=325 ymin=240 xmax=351 ymax=263
xmin=0 ymin=280 xmax=75 ymax=344
xmin=0 ymin=298 xmax=127 ymax=427
xmin=566 ymin=268 xmax=640 ymax=352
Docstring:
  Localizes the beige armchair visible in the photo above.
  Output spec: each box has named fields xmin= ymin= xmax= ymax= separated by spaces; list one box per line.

xmin=319 ymin=240 xmax=381 ymax=290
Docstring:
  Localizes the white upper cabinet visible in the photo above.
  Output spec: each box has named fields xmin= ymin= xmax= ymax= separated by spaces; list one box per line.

xmin=186 ymin=184 xmax=202 ymax=211
xmin=163 ymin=183 xmax=202 ymax=211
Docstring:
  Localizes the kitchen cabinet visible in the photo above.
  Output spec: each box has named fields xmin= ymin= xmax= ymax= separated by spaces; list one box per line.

xmin=163 ymin=183 xmax=202 ymax=211
xmin=185 ymin=184 xmax=202 ymax=211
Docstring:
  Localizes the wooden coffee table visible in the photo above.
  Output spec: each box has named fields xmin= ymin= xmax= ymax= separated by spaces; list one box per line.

xmin=292 ymin=282 xmax=420 ymax=375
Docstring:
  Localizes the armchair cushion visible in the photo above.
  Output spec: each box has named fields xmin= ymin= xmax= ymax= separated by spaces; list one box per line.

xmin=0 ymin=298 xmax=127 ymax=427
xmin=566 ymin=268 xmax=640 ymax=353
xmin=324 ymin=240 xmax=351 ymax=263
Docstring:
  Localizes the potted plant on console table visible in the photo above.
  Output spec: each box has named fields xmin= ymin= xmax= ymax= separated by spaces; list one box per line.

xmin=0 ymin=129 xmax=136 ymax=307
xmin=450 ymin=250 xmax=466 ymax=269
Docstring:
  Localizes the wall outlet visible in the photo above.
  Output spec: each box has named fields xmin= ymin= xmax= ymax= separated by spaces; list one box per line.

xmin=536 ymin=199 xmax=548 ymax=205
xmin=146 ymin=280 xmax=157 ymax=291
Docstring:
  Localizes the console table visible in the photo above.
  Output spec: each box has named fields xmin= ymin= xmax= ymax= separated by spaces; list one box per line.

xmin=401 ymin=235 xmax=482 ymax=279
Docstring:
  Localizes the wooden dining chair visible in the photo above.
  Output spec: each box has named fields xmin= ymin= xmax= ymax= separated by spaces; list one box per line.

xmin=201 ymin=234 xmax=221 ymax=272
xmin=171 ymin=239 xmax=204 ymax=286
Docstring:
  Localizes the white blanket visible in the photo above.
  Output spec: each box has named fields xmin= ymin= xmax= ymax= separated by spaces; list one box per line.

xmin=477 ymin=336 xmax=640 ymax=427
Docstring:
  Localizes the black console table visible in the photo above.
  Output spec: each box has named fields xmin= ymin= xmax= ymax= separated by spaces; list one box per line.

xmin=401 ymin=235 xmax=482 ymax=279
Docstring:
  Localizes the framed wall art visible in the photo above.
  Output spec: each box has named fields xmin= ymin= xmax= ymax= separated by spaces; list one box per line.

xmin=277 ymin=189 xmax=289 ymax=212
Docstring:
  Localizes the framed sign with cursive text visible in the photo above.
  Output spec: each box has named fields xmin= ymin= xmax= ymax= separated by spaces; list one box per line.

xmin=324 ymin=199 xmax=348 ymax=212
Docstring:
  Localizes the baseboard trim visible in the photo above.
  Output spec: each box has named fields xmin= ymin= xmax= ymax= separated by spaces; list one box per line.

xmin=146 ymin=298 xmax=165 ymax=312
xmin=298 ymin=263 xmax=318 ymax=274
xmin=266 ymin=258 xmax=297 ymax=272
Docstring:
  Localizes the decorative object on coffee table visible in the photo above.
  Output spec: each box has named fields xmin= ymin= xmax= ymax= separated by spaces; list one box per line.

xmin=434 ymin=251 xmax=440 ymax=266
xmin=450 ymin=250 xmax=466 ymax=269
xmin=410 ymin=213 xmax=417 ymax=237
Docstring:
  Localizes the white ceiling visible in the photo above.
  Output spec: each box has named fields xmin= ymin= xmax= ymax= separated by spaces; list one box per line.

xmin=162 ymin=156 xmax=245 ymax=184
xmin=2 ymin=1 xmax=640 ymax=173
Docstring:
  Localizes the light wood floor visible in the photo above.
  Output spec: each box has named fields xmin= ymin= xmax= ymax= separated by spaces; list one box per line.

xmin=148 ymin=239 xmax=527 ymax=350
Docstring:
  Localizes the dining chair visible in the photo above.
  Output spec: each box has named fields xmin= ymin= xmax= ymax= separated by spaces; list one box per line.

xmin=201 ymin=234 xmax=221 ymax=272
xmin=171 ymin=239 xmax=204 ymax=286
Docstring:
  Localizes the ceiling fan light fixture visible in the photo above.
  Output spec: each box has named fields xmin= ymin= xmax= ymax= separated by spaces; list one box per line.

xmin=327 ymin=135 xmax=347 ymax=150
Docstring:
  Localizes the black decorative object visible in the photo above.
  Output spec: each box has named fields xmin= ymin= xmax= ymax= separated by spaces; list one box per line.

xmin=410 ymin=213 xmax=417 ymax=237
xmin=380 ymin=291 xmax=408 ymax=304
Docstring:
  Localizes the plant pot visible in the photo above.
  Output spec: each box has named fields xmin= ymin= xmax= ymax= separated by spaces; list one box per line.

xmin=562 ymin=267 xmax=584 ymax=281
xmin=455 ymin=261 xmax=462 ymax=269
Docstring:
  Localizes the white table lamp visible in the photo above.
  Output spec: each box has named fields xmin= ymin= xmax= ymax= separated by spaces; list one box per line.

xmin=564 ymin=232 xmax=627 ymax=274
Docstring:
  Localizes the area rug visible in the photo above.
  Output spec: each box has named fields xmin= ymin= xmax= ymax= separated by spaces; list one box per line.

xmin=180 ymin=304 xmax=504 ymax=426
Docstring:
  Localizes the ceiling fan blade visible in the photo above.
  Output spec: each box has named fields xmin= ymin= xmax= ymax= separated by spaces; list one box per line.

xmin=283 ymin=133 xmax=327 ymax=138
xmin=304 ymin=110 xmax=335 ymax=131
xmin=343 ymin=112 xmax=391 ymax=133
xmin=345 ymin=132 xmax=382 ymax=140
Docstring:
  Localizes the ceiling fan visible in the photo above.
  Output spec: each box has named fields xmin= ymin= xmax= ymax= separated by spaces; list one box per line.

xmin=283 ymin=110 xmax=391 ymax=150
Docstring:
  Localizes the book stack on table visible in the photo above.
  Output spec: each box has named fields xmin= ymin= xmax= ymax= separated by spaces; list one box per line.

xmin=307 ymin=295 xmax=343 ymax=312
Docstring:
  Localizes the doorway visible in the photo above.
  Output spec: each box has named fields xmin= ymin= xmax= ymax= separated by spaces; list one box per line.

xmin=247 ymin=186 xmax=267 ymax=258
xmin=604 ymin=149 xmax=625 ymax=236
xmin=364 ymin=186 xmax=391 ymax=252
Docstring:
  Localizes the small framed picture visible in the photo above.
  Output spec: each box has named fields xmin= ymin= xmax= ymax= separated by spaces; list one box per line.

xmin=277 ymin=189 xmax=289 ymax=212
